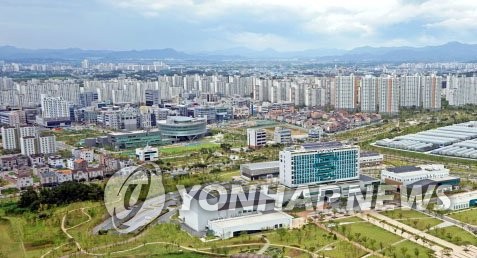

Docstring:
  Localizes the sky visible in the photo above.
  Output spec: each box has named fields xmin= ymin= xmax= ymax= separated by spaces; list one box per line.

xmin=1 ymin=0 xmax=477 ymax=51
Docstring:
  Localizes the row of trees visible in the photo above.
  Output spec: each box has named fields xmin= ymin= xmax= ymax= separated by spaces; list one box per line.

xmin=18 ymin=181 xmax=104 ymax=212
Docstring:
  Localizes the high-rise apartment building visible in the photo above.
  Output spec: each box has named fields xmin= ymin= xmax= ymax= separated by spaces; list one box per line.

xmin=421 ymin=75 xmax=442 ymax=110
xmin=377 ymin=75 xmax=399 ymax=114
xmin=360 ymin=75 xmax=378 ymax=113
xmin=1 ymin=126 xmax=17 ymax=150
xmin=335 ymin=74 xmax=358 ymax=111
xmin=40 ymin=94 xmax=70 ymax=118
xmin=400 ymin=75 xmax=421 ymax=108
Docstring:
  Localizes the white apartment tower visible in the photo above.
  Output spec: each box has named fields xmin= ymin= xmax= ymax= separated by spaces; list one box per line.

xmin=360 ymin=75 xmax=378 ymax=113
xmin=20 ymin=136 xmax=37 ymax=156
xmin=400 ymin=75 xmax=421 ymax=108
xmin=377 ymin=75 xmax=399 ymax=114
xmin=38 ymin=135 xmax=57 ymax=154
xmin=335 ymin=74 xmax=358 ymax=110
xmin=40 ymin=94 xmax=70 ymax=118
xmin=421 ymin=75 xmax=442 ymax=110
xmin=1 ymin=127 xmax=17 ymax=150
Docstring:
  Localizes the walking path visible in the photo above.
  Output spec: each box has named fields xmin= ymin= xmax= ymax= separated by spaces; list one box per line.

xmin=360 ymin=211 xmax=477 ymax=258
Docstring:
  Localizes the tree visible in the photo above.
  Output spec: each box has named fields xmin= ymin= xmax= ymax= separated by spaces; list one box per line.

xmin=400 ymin=246 xmax=408 ymax=257
xmin=414 ymin=247 xmax=420 ymax=257
xmin=19 ymin=188 xmax=40 ymax=211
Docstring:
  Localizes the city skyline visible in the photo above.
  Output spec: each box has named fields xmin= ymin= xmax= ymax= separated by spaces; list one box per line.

xmin=1 ymin=0 xmax=477 ymax=51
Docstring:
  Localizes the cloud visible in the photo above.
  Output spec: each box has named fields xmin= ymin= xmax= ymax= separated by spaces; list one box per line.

xmin=227 ymin=32 xmax=310 ymax=51
xmin=2 ymin=0 xmax=477 ymax=50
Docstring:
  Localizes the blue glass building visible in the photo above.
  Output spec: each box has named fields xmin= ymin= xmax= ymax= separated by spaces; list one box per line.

xmin=279 ymin=142 xmax=359 ymax=187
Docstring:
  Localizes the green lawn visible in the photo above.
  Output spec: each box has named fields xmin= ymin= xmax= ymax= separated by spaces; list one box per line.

xmin=428 ymin=226 xmax=477 ymax=246
xmin=335 ymin=216 xmax=365 ymax=223
xmin=318 ymin=240 xmax=368 ymax=258
xmin=339 ymin=221 xmax=403 ymax=251
xmin=52 ymin=129 xmax=106 ymax=146
xmin=159 ymin=142 xmax=219 ymax=155
xmin=266 ymin=224 xmax=336 ymax=251
xmin=448 ymin=209 xmax=477 ymax=226
xmin=382 ymin=240 xmax=433 ymax=258
xmin=381 ymin=210 xmax=443 ymax=231
xmin=0 ymin=218 xmax=25 ymax=258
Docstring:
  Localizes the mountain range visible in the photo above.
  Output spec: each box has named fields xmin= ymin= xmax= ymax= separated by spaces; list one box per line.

xmin=1 ymin=42 xmax=477 ymax=62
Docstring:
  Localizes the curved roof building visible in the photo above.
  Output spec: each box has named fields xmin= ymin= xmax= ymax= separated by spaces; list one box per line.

xmin=158 ymin=116 xmax=207 ymax=141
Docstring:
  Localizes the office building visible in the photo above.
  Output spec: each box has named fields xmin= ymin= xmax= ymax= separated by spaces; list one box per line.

xmin=107 ymin=129 xmax=164 ymax=149
xmin=273 ymin=127 xmax=292 ymax=144
xmin=135 ymin=145 xmax=159 ymax=161
xmin=145 ymin=89 xmax=161 ymax=106
xmin=381 ymin=164 xmax=456 ymax=186
xmin=279 ymin=142 xmax=360 ymax=188
xmin=158 ymin=116 xmax=207 ymax=141
xmin=247 ymin=128 xmax=267 ymax=148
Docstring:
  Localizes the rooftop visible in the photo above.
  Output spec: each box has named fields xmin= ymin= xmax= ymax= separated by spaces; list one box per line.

xmin=207 ymin=211 xmax=292 ymax=229
xmin=386 ymin=166 xmax=421 ymax=174
xmin=241 ymin=161 xmax=279 ymax=171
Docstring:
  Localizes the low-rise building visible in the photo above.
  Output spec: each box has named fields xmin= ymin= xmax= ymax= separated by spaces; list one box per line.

xmin=40 ymin=171 xmax=58 ymax=187
xmin=438 ymin=190 xmax=477 ymax=211
xmin=359 ymin=152 xmax=384 ymax=167
xmin=56 ymin=169 xmax=73 ymax=183
xmin=273 ymin=127 xmax=292 ymax=144
xmin=135 ymin=145 xmax=159 ymax=162
xmin=179 ymin=188 xmax=285 ymax=238
xmin=247 ymin=128 xmax=267 ymax=148
xmin=16 ymin=169 xmax=33 ymax=189
xmin=240 ymin=161 xmax=280 ymax=181
xmin=48 ymin=155 xmax=64 ymax=168
xmin=381 ymin=164 xmax=450 ymax=186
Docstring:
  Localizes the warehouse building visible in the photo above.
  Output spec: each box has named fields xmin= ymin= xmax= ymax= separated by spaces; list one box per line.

xmin=240 ymin=161 xmax=279 ymax=181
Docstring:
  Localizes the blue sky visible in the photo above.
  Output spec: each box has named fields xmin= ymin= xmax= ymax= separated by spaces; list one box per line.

xmin=1 ymin=0 xmax=476 ymax=51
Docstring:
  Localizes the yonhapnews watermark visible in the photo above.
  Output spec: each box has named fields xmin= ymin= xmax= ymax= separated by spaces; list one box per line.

xmin=104 ymin=163 xmax=164 ymax=233
xmin=104 ymin=163 xmax=456 ymax=233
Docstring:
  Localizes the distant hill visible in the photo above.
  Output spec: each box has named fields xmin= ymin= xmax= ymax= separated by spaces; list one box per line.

xmin=1 ymin=42 xmax=477 ymax=62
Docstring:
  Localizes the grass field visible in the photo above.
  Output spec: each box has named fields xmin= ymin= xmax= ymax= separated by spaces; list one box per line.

xmin=159 ymin=142 xmax=219 ymax=155
xmin=448 ymin=209 xmax=477 ymax=226
xmin=266 ymin=224 xmax=336 ymax=251
xmin=428 ymin=226 xmax=477 ymax=246
xmin=381 ymin=210 xmax=443 ymax=231
xmin=0 ymin=218 xmax=25 ymax=257
xmin=381 ymin=240 xmax=433 ymax=258
xmin=52 ymin=129 xmax=106 ymax=146
xmin=340 ymin=221 xmax=402 ymax=251
xmin=318 ymin=240 xmax=368 ymax=258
